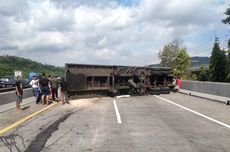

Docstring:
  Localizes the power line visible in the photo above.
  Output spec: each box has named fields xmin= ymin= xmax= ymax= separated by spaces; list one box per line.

xmin=189 ymin=39 xmax=213 ymax=50
xmin=189 ymin=32 xmax=230 ymax=51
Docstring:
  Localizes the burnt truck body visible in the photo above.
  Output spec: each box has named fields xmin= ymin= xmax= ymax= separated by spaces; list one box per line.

xmin=65 ymin=63 xmax=174 ymax=98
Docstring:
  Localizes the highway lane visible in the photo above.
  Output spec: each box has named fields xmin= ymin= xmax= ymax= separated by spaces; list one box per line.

xmin=159 ymin=93 xmax=230 ymax=125
xmin=0 ymin=95 xmax=229 ymax=152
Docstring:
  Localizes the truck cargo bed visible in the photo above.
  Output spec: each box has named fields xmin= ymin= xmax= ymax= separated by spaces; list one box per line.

xmin=65 ymin=64 xmax=174 ymax=98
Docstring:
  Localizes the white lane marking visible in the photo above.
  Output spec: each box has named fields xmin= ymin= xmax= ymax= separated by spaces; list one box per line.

xmin=116 ymin=95 xmax=130 ymax=99
xmin=113 ymin=99 xmax=122 ymax=124
xmin=154 ymin=95 xmax=230 ymax=129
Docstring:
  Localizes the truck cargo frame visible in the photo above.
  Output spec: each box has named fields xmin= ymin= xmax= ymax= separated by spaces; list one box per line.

xmin=65 ymin=64 xmax=174 ymax=98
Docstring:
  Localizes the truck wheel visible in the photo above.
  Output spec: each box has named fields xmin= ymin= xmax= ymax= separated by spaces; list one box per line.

xmin=160 ymin=87 xmax=170 ymax=94
xmin=150 ymin=87 xmax=160 ymax=95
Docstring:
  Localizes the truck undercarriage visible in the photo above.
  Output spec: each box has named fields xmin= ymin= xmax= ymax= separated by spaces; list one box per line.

xmin=65 ymin=64 xmax=174 ymax=98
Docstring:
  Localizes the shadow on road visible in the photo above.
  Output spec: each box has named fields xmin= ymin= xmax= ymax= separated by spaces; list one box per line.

xmin=0 ymin=134 xmax=26 ymax=152
xmin=21 ymin=106 xmax=31 ymax=111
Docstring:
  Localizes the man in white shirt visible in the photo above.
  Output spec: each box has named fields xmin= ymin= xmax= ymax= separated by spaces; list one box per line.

xmin=30 ymin=76 xmax=39 ymax=104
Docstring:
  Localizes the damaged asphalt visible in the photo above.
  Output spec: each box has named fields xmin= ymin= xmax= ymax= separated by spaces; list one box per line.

xmin=25 ymin=112 xmax=74 ymax=152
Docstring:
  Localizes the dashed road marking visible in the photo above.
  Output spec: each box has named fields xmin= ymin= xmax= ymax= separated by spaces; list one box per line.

xmin=154 ymin=95 xmax=230 ymax=129
xmin=113 ymin=99 xmax=122 ymax=124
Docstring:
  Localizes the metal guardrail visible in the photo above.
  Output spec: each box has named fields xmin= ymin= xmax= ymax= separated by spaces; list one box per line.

xmin=181 ymin=80 xmax=230 ymax=98
xmin=0 ymin=87 xmax=33 ymax=105
xmin=0 ymin=85 xmax=31 ymax=93
xmin=0 ymin=87 xmax=16 ymax=93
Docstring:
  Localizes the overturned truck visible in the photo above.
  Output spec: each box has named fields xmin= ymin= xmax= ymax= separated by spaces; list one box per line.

xmin=65 ymin=64 xmax=174 ymax=98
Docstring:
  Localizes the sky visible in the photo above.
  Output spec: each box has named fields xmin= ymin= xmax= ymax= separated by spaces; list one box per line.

xmin=0 ymin=0 xmax=229 ymax=66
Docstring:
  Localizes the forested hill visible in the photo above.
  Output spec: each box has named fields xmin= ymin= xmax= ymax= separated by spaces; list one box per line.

xmin=190 ymin=56 xmax=209 ymax=69
xmin=0 ymin=55 xmax=64 ymax=78
xmin=147 ymin=56 xmax=210 ymax=68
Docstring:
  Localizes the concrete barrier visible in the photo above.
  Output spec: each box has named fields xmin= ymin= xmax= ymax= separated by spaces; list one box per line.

xmin=0 ymin=88 xmax=33 ymax=105
xmin=181 ymin=80 xmax=230 ymax=98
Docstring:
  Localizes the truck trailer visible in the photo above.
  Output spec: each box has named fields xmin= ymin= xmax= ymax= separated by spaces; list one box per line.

xmin=65 ymin=63 xmax=174 ymax=98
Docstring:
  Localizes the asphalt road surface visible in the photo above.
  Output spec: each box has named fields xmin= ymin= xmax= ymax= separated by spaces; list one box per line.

xmin=0 ymin=93 xmax=230 ymax=152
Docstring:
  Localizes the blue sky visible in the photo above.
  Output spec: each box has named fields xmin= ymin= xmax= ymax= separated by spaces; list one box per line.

xmin=118 ymin=0 xmax=139 ymax=6
xmin=0 ymin=0 xmax=229 ymax=66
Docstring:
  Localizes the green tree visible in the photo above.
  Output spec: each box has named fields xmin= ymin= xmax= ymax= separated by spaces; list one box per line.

xmin=0 ymin=55 xmax=64 ymax=79
xmin=191 ymin=74 xmax=197 ymax=81
xmin=209 ymin=37 xmax=227 ymax=82
xmin=222 ymin=5 xmax=230 ymax=24
xmin=226 ymin=39 xmax=230 ymax=82
xmin=0 ymin=64 xmax=13 ymax=76
xmin=158 ymin=39 xmax=183 ymax=67
xmin=198 ymin=64 xmax=208 ymax=81
xmin=173 ymin=48 xmax=190 ymax=79
xmin=222 ymin=5 xmax=230 ymax=82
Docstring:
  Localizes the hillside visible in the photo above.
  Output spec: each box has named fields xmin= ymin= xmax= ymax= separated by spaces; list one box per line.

xmin=0 ymin=55 xmax=64 ymax=79
xmin=190 ymin=56 xmax=209 ymax=69
xmin=148 ymin=56 xmax=209 ymax=69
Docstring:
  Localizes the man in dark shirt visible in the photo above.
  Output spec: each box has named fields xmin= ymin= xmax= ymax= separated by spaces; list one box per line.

xmin=50 ymin=75 xmax=59 ymax=101
xmin=39 ymin=73 xmax=50 ymax=105
xmin=15 ymin=76 xmax=23 ymax=111
xmin=60 ymin=77 xmax=69 ymax=104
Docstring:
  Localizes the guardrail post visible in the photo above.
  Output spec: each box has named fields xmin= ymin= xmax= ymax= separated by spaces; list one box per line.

xmin=226 ymin=100 xmax=230 ymax=105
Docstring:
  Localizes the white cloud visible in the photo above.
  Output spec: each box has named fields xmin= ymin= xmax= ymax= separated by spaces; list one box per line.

xmin=0 ymin=0 xmax=29 ymax=17
xmin=0 ymin=0 xmax=229 ymax=66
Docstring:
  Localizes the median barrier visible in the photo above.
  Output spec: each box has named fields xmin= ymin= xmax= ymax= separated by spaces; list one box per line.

xmin=181 ymin=80 xmax=230 ymax=97
xmin=0 ymin=88 xmax=33 ymax=105
xmin=181 ymin=80 xmax=230 ymax=104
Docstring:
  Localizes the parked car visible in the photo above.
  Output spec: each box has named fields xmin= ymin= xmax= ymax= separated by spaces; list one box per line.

xmin=4 ymin=79 xmax=16 ymax=87
xmin=0 ymin=80 xmax=6 ymax=88
xmin=22 ymin=79 xmax=30 ymax=87
xmin=0 ymin=77 xmax=11 ymax=88
xmin=0 ymin=77 xmax=30 ymax=88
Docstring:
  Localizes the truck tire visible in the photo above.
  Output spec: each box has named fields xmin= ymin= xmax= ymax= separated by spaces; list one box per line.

xmin=160 ymin=87 xmax=170 ymax=94
xmin=150 ymin=87 xmax=160 ymax=95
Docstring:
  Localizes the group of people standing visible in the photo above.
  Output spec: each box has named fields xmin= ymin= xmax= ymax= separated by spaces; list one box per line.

xmin=30 ymin=73 xmax=69 ymax=105
xmin=15 ymin=73 xmax=69 ymax=111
